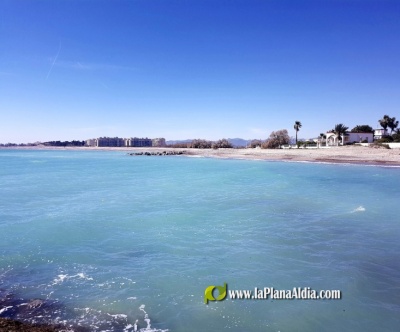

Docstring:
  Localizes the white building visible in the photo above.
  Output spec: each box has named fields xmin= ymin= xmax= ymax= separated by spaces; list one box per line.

xmin=325 ymin=132 xmax=374 ymax=146
xmin=374 ymin=128 xmax=390 ymax=140
xmin=152 ymin=138 xmax=166 ymax=147
xmin=85 ymin=139 xmax=96 ymax=147
xmin=86 ymin=137 xmax=157 ymax=147
xmin=125 ymin=137 xmax=152 ymax=147
xmin=85 ymin=137 xmax=125 ymax=147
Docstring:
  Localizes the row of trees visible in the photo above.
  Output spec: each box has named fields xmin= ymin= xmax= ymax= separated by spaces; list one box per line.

xmin=169 ymin=133 xmax=292 ymax=150
xmin=376 ymin=114 xmax=400 ymax=142
xmin=43 ymin=140 xmax=85 ymax=147
xmin=1 ymin=141 xmax=85 ymax=147
xmin=351 ymin=125 xmax=374 ymax=133
xmin=169 ymin=139 xmax=233 ymax=149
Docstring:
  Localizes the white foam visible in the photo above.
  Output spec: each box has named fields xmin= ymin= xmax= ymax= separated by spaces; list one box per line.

xmin=52 ymin=272 xmax=93 ymax=285
xmin=75 ymin=272 xmax=93 ymax=280
xmin=70 ymin=303 xmax=168 ymax=332
xmin=136 ymin=305 xmax=169 ymax=331
xmin=53 ymin=274 xmax=68 ymax=284
xmin=0 ymin=306 xmax=12 ymax=314
xmin=108 ymin=313 xmax=128 ymax=319
xmin=125 ymin=324 xmax=134 ymax=331
xmin=139 ymin=305 xmax=152 ymax=330
xmin=352 ymin=206 xmax=366 ymax=213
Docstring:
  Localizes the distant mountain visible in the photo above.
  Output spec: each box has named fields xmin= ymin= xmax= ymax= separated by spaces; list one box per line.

xmin=166 ymin=138 xmax=252 ymax=147
xmin=227 ymin=138 xmax=251 ymax=147
xmin=166 ymin=139 xmax=193 ymax=145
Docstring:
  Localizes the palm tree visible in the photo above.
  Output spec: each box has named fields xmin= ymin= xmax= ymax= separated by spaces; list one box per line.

xmin=294 ymin=121 xmax=302 ymax=145
xmin=334 ymin=123 xmax=349 ymax=145
xmin=318 ymin=133 xmax=326 ymax=147
xmin=388 ymin=116 xmax=399 ymax=134
xmin=379 ymin=115 xmax=390 ymax=131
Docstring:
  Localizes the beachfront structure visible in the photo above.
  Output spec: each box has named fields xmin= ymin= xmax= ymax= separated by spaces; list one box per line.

xmin=85 ymin=137 xmax=156 ymax=147
xmin=125 ymin=137 xmax=152 ymax=147
xmin=325 ymin=132 xmax=374 ymax=146
xmin=152 ymin=138 xmax=166 ymax=147
xmin=96 ymin=137 xmax=125 ymax=147
xmin=374 ymin=128 xmax=390 ymax=140
xmin=86 ymin=137 xmax=124 ymax=147
xmin=85 ymin=139 xmax=96 ymax=147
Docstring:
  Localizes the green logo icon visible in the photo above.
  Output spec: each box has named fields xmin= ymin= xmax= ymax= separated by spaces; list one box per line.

xmin=204 ymin=283 xmax=227 ymax=304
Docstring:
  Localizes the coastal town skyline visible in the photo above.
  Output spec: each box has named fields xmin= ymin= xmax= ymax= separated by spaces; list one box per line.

xmin=1 ymin=1 xmax=399 ymax=143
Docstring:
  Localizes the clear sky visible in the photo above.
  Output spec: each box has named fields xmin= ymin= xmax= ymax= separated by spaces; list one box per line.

xmin=1 ymin=0 xmax=399 ymax=143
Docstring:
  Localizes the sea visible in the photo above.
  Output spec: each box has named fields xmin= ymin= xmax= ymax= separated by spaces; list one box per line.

xmin=0 ymin=149 xmax=399 ymax=331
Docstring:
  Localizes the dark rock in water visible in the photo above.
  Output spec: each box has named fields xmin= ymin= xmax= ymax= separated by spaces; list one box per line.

xmin=127 ymin=150 xmax=187 ymax=156
xmin=0 ymin=291 xmax=90 ymax=332
xmin=0 ymin=317 xmax=91 ymax=331
xmin=0 ymin=318 xmax=62 ymax=331
xmin=27 ymin=300 xmax=44 ymax=309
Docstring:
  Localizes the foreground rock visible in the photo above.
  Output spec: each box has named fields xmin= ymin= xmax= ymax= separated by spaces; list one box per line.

xmin=0 ymin=318 xmax=62 ymax=332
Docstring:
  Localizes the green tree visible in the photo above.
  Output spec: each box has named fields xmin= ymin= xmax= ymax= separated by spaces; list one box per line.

xmin=351 ymin=125 xmax=374 ymax=133
xmin=388 ymin=116 xmax=399 ymax=134
xmin=392 ymin=133 xmax=400 ymax=142
xmin=319 ymin=133 xmax=326 ymax=146
xmin=249 ymin=139 xmax=262 ymax=148
xmin=262 ymin=129 xmax=290 ymax=149
xmin=334 ymin=124 xmax=349 ymax=145
xmin=293 ymin=121 xmax=302 ymax=144
xmin=212 ymin=139 xmax=233 ymax=149
xmin=379 ymin=115 xmax=390 ymax=131
xmin=190 ymin=139 xmax=212 ymax=149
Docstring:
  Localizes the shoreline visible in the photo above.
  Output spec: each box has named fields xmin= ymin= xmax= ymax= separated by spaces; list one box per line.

xmin=1 ymin=145 xmax=400 ymax=166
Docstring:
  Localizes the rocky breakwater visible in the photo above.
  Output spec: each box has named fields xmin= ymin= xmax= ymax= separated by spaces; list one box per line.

xmin=128 ymin=150 xmax=187 ymax=156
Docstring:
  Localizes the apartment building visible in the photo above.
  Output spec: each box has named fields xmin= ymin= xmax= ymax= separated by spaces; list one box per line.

xmin=125 ymin=137 xmax=152 ymax=147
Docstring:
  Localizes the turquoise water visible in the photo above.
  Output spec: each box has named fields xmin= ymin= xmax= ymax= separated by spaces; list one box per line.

xmin=0 ymin=150 xmax=399 ymax=331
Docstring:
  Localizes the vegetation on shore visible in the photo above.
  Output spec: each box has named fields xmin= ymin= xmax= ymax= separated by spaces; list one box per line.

xmin=168 ymin=139 xmax=233 ymax=149
xmin=247 ymin=130 xmax=290 ymax=149
xmin=375 ymin=114 xmax=400 ymax=143
xmin=43 ymin=141 xmax=85 ymax=147
xmin=379 ymin=115 xmax=399 ymax=134
xmin=350 ymin=125 xmax=374 ymax=133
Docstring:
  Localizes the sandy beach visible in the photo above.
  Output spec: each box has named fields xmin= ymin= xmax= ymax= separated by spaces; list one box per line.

xmin=2 ymin=145 xmax=400 ymax=166
xmin=187 ymin=145 xmax=400 ymax=166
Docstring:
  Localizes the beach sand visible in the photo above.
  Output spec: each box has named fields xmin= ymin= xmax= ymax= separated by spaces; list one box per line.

xmin=2 ymin=145 xmax=400 ymax=166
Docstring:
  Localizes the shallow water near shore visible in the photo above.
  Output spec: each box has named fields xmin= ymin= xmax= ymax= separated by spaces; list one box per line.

xmin=1 ymin=150 xmax=400 ymax=331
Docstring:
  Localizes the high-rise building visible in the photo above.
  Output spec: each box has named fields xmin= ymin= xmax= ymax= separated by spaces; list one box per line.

xmin=125 ymin=137 xmax=153 ymax=147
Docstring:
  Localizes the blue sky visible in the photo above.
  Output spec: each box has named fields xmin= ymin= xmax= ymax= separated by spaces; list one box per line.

xmin=1 ymin=0 xmax=399 ymax=143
